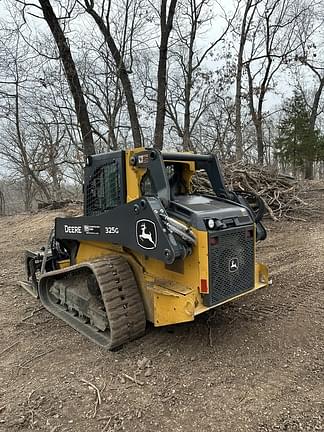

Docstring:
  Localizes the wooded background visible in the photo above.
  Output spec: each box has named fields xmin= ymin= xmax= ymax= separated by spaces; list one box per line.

xmin=0 ymin=0 xmax=323 ymax=213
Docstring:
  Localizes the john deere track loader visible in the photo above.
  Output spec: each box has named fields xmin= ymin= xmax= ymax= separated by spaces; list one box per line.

xmin=21 ymin=148 xmax=269 ymax=349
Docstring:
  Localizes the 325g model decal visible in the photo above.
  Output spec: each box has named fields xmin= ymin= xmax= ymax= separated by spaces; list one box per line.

xmin=105 ymin=226 xmax=120 ymax=234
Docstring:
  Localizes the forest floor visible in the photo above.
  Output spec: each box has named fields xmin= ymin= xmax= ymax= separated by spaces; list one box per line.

xmin=0 ymin=183 xmax=323 ymax=432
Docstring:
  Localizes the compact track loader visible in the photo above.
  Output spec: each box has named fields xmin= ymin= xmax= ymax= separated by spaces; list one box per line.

xmin=21 ymin=148 xmax=269 ymax=349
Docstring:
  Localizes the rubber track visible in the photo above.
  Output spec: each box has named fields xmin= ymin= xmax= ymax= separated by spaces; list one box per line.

xmin=39 ymin=255 xmax=146 ymax=350
xmin=94 ymin=256 xmax=146 ymax=348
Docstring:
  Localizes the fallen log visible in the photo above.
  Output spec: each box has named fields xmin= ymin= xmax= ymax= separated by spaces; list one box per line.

xmin=38 ymin=200 xmax=82 ymax=210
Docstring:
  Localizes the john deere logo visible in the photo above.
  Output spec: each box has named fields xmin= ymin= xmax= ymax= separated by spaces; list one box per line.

xmin=136 ymin=219 xmax=157 ymax=250
xmin=229 ymin=258 xmax=239 ymax=272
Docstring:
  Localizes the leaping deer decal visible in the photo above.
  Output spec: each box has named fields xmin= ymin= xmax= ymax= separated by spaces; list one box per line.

xmin=138 ymin=223 xmax=155 ymax=246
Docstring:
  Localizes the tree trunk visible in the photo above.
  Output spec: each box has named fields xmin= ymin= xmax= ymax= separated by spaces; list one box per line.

xmin=235 ymin=0 xmax=253 ymax=161
xmin=246 ymin=62 xmax=266 ymax=165
xmin=256 ymin=119 xmax=264 ymax=164
xmin=235 ymin=65 xmax=243 ymax=160
xmin=0 ymin=190 xmax=5 ymax=216
xmin=183 ymin=77 xmax=192 ymax=151
xmin=309 ymin=78 xmax=324 ymax=131
xmin=38 ymin=0 xmax=95 ymax=156
xmin=108 ymin=124 xmax=118 ymax=151
xmin=304 ymin=160 xmax=314 ymax=180
xmin=320 ymin=161 xmax=324 ymax=179
xmin=306 ymin=77 xmax=324 ymax=180
xmin=183 ymin=69 xmax=193 ymax=151
xmin=49 ymin=157 xmax=62 ymax=200
xmin=182 ymin=1 xmax=195 ymax=152
xmin=23 ymin=173 xmax=33 ymax=212
xmin=154 ymin=0 xmax=178 ymax=151
xmin=83 ymin=1 xmax=142 ymax=148
xmin=183 ymin=129 xmax=192 ymax=152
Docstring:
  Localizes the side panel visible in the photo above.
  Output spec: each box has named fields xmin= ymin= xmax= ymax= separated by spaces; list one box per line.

xmin=152 ymin=285 xmax=195 ymax=326
xmin=55 ymin=197 xmax=180 ymax=264
xmin=133 ymin=228 xmax=209 ymax=325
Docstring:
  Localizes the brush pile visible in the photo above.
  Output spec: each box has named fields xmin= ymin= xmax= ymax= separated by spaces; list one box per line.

xmin=192 ymin=162 xmax=309 ymax=221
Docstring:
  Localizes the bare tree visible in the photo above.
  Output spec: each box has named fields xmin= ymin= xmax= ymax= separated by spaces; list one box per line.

xmin=82 ymin=0 xmax=180 ymax=150
xmin=81 ymin=0 xmax=143 ymax=148
xmin=166 ymin=0 xmax=236 ymax=151
xmin=195 ymin=94 xmax=236 ymax=157
xmin=243 ymin=0 xmax=312 ymax=164
xmin=295 ymin=6 xmax=324 ymax=178
xmin=78 ymin=18 xmax=136 ymax=151
xmin=234 ymin=0 xmax=261 ymax=160
xmin=30 ymin=106 xmax=68 ymax=200
xmin=37 ymin=0 xmax=95 ymax=156
xmin=0 ymin=26 xmax=52 ymax=209
xmin=153 ymin=0 xmax=178 ymax=150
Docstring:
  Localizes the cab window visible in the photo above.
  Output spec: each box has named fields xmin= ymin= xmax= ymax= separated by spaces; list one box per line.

xmin=86 ymin=162 xmax=120 ymax=215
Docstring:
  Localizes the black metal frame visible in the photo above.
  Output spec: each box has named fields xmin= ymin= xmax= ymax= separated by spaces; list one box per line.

xmin=55 ymin=196 xmax=190 ymax=265
xmin=162 ymin=152 xmax=229 ymax=199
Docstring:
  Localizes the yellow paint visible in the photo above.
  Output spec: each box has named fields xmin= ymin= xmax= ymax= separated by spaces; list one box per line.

xmin=142 ymin=278 xmax=195 ymax=325
xmin=125 ymin=148 xmax=147 ymax=202
xmin=154 ymin=295 xmax=195 ymax=326
xmin=75 ymin=241 xmax=123 ymax=263
xmin=71 ymin=232 xmax=269 ymax=327
xmin=196 ymin=229 xmax=209 ymax=294
xmin=138 ymin=228 xmax=207 ymax=300
xmin=57 ymin=259 xmax=70 ymax=269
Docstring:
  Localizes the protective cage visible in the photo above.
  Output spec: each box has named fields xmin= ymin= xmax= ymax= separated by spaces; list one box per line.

xmin=203 ymin=226 xmax=255 ymax=307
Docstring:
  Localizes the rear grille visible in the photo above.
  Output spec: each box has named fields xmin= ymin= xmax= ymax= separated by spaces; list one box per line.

xmin=203 ymin=227 xmax=254 ymax=307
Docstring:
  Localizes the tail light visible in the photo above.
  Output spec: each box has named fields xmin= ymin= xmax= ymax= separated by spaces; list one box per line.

xmin=200 ymin=278 xmax=209 ymax=294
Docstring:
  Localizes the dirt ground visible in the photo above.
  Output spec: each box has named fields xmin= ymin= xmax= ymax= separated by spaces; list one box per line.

xmin=0 ymin=188 xmax=323 ymax=432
